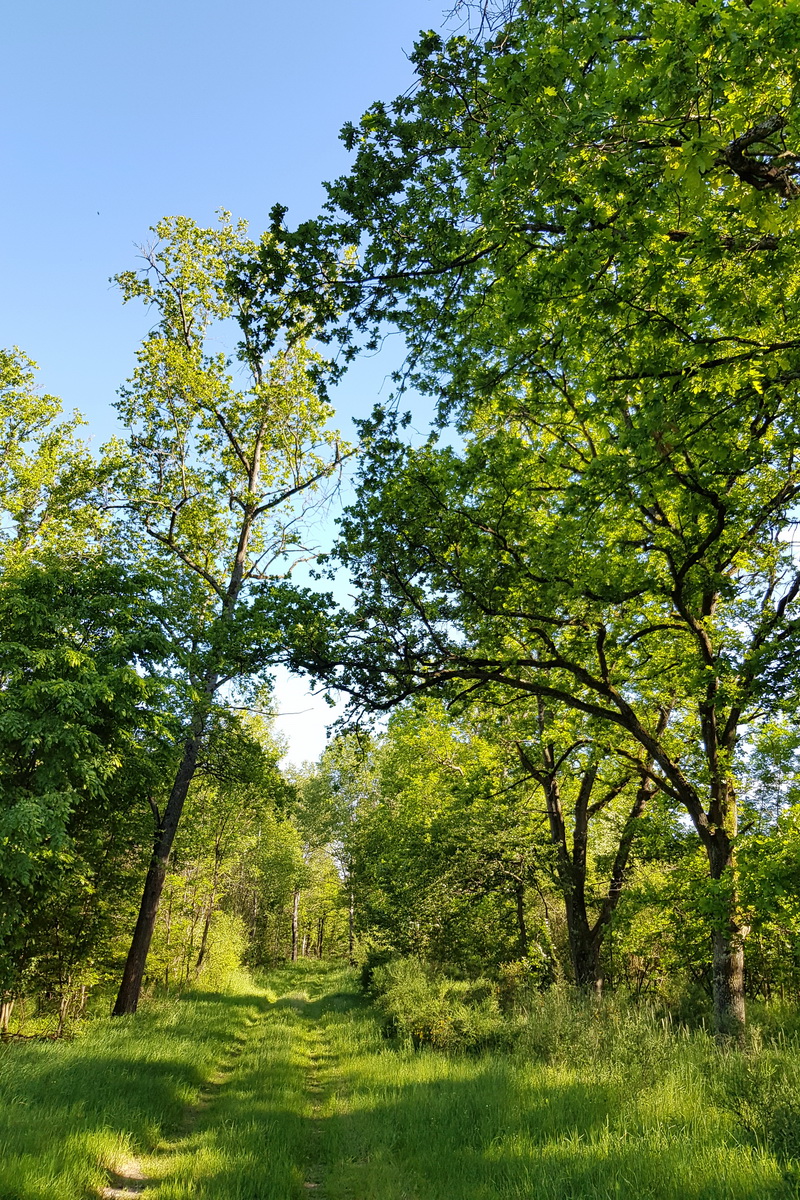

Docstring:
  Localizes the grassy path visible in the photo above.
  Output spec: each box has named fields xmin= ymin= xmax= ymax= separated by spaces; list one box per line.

xmin=0 ymin=963 xmax=796 ymax=1199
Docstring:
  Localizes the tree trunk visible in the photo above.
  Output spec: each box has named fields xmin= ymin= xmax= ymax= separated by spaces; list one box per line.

xmin=571 ymin=927 xmax=603 ymax=994
xmin=194 ymin=899 xmax=215 ymax=976
xmin=195 ymin=843 xmax=223 ymax=976
xmin=712 ymin=928 xmax=746 ymax=1038
xmin=1 ymin=997 xmax=15 ymax=1041
xmin=291 ymin=888 xmax=300 ymax=962
xmin=707 ymin=829 xmax=747 ymax=1040
xmin=515 ymin=881 xmax=528 ymax=957
xmin=348 ymin=884 xmax=355 ymax=966
xmin=57 ymin=991 xmax=71 ymax=1038
xmin=113 ymin=729 xmax=205 ymax=1015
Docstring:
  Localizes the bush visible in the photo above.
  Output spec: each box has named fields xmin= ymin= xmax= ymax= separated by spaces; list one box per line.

xmin=370 ymin=957 xmax=514 ymax=1052
xmin=359 ymin=947 xmax=394 ymax=993
xmin=711 ymin=1043 xmax=800 ymax=1163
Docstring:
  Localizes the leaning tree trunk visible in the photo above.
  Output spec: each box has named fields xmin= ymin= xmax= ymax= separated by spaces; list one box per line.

xmin=194 ymin=890 xmax=216 ymax=977
xmin=113 ymin=729 xmax=205 ymax=1016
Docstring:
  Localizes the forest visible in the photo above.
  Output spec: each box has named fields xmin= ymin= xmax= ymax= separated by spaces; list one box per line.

xmin=3 ymin=0 xmax=800 ymax=1196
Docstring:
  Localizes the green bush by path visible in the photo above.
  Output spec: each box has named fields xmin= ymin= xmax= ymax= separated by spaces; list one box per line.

xmin=369 ymin=955 xmax=515 ymax=1051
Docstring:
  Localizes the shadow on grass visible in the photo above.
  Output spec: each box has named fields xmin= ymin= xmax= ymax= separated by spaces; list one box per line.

xmin=152 ymin=977 xmax=800 ymax=1200
xmin=155 ymin=977 xmax=791 ymax=1200
xmin=0 ymin=988 xmax=268 ymax=1166
xmin=3 ymin=970 xmax=790 ymax=1200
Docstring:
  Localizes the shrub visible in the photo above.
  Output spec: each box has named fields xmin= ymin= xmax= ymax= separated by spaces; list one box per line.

xmin=711 ymin=1043 xmax=800 ymax=1162
xmin=359 ymin=947 xmax=394 ymax=993
xmin=370 ymin=957 xmax=513 ymax=1052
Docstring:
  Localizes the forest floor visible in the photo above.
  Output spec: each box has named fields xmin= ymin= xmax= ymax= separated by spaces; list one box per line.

xmin=0 ymin=962 xmax=797 ymax=1199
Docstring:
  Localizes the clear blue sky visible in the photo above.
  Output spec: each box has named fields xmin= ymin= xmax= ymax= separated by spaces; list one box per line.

xmin=2 ymin=0 xmax=447 ymax=761
xmin=2 ymin=0 xmax=444 ymax=436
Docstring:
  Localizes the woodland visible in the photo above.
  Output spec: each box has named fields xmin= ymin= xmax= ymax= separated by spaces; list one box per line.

xmin=2 ymin=1 xmax=800 ymax=1193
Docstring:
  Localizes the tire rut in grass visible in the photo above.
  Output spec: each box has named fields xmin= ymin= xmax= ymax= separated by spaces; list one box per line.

xmin=178 ymin=1012 xmax=258 ymax=1134
xmin=302 ymin=1033 xmax=326 ymax=1191
xmin=301 ymin=998 xmax=339 ymax=1195
xmin=100 ymin=1009 xmax=262 ymax=1198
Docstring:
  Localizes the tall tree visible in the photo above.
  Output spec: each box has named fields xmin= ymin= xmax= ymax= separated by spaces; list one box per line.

xmin=111 ymin=213 xmax=347 ymax=1014
xmin=283 ymin=0 xmax=800 ymax=1037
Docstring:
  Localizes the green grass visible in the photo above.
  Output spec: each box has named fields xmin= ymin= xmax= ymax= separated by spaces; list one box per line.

xmin=0 ymin=970 xmax=265 ymax=1199
xmin=1 ymin=964 xmax=799 ymax=1198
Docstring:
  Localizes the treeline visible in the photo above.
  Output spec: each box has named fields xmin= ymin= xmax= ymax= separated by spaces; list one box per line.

xmin=316 ymin=706 xmax=800 ymax=1019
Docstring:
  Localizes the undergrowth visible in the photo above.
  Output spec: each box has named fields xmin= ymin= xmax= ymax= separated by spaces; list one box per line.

xmin=368 ymin=953 xmax=800 ymax=1178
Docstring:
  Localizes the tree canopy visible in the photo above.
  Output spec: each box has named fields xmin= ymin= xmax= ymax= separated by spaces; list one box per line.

xmin=281 ymin=0 xmax=800 ymax=1037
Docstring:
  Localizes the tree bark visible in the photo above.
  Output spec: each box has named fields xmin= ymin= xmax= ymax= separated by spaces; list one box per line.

xmin=571 ymin=931 xmax=602 ymax=994
xmin=712 ymin=928 xmax=746 ymax=1038
xmin=113 ymin=729 xmax=205 ymax=1015
xmin=707 ymin=828 xmax=747 ymax=1040
xmin=0 ymin=997 xmax=14 ymax=1041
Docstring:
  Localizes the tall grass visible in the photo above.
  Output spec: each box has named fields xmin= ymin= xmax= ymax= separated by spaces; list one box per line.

xmin=311 ymin=975 xmax=800 ymax=1200
xmin=1 ymin=962 xmax=798 ymax=1199
xmin=0 ymin=970 xmax=264 ymax=1199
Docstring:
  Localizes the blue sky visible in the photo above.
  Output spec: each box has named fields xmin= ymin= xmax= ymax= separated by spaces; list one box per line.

xmin=2 ymin=0 xmax=446 ymax=762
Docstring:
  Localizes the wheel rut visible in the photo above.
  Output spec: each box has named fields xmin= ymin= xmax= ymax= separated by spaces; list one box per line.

xmin=99 ymin=1011 xmax=261 ymax=1198
xmin=303 ymin=1022 xmax=331 ymax=1194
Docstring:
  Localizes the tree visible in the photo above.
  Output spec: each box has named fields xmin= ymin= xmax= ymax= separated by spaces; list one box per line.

xmin=283 ymin=0 xmax=800 ymax=1037
xmin=110 ymin=213 xmax=347 ymax=1014
xmin=0 ymin=555 xmax=173 ymax=1013
xmin=0 ymin=346 xmax=106 ymax=560
xmin=312 ymin=394 xmax=800 ymax=1036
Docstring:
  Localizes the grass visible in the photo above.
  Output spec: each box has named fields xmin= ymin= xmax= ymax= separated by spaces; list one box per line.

xmin=0 ymin=970 xmax=264 ymax=1199
xmin=0 ymin=963 xmax=798 ymax=1198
